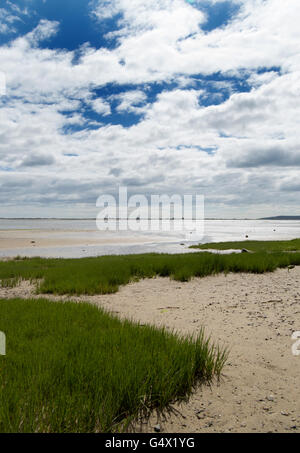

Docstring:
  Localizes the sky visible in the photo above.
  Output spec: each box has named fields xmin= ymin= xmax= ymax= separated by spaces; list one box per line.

xmin=0 ymin=0 xmax=299 ymax=218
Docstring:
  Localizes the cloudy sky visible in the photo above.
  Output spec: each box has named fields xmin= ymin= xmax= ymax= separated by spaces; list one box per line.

xmin=0 ymin=0 xmax=299 ymax=218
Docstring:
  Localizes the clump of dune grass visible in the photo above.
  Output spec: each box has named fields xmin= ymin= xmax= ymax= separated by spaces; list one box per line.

xmin=0 ymin=250 xmax=300 ymax=295
xmin=0 ymin=298 xmax=227 ymax=433
xmin=0 ymin=277 xmax=20 ymax=288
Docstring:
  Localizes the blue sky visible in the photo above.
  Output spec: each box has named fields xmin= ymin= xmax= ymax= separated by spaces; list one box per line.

xmin=0 ymin=0 xmax=300 ymax=218
xmin=0 ymin=1 xmax=241 ymax=48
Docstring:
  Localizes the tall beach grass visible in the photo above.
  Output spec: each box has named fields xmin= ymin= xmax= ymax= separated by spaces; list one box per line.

xmin=0 ymin=298 xmax=227 ymax=433
xmin=1 ymin=250 xmax=300 ymax=295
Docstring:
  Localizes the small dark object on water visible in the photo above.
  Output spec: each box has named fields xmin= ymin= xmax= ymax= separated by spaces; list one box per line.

xmin=245 ymin=235 xmax=249 ymax=238
xmin=241 ymin=248 xmax=250 ymax=253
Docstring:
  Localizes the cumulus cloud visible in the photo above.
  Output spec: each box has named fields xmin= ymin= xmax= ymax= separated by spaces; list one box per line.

xmin=226 ymin=144 xmax=300 ymax=168
xmin=91 ymin=98 xmax=111 ymax=115
xmin=0 ymin=0 xmax=300 ymax=216
xmin=20 ymin=153 xmax=56 ymax=168
xmin=26 ymin=19 xmax=60 ymax=46
xmin=112 ymin=90 xmax=147 ymax=112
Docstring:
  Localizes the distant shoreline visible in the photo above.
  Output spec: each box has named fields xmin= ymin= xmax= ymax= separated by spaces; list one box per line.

xmin=260 ymin=216 xmax=300 ymax=220
xmin=1 ymin=217 xmax=300 ymax=221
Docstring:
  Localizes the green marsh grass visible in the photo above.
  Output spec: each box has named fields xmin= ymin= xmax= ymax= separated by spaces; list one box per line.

xmin=0 ymin=298 xmax=227 ymax=433
xmin=1 ymin=251 xmax=300 ymax=295
xmin=190 ymin=238 xmax=300 ymax=252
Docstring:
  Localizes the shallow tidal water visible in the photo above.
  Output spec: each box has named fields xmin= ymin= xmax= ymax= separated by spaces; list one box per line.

xmin=0 ymin=218 xmax=299 ymax=258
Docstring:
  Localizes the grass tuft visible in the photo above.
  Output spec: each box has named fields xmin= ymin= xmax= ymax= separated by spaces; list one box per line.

xmin=0 ymin=298 xmax=227 ymax=433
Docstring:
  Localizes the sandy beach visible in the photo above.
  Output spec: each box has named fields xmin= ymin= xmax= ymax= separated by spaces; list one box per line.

xmin=0 ymin=229 xmax=166 ymax=249
xmin=1 ymin=266 xmax=300 ymax=433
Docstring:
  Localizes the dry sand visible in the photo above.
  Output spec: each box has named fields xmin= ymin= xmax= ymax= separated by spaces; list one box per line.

xmin=1 ymin=267 xmax=300 ymax=433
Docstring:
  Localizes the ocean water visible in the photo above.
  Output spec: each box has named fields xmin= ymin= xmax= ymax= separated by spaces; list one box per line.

xmin=0 ymin=218 xmax=300 ymax=258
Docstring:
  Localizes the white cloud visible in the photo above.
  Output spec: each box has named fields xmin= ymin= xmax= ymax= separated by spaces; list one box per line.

xmin=0 ymin=2 xmax=31 ymax=35
xmin=112 ymin=90 xmax=147 ymax=112
xmin=0 ymin=7 xmax=20 ymax=34
xmin=1 ymin=0 xmax=300 ymax=216
xmin=91 ymin=98 xmax=111 ymax=115
xmin=26 ymin=19 xmax=60 ymax=46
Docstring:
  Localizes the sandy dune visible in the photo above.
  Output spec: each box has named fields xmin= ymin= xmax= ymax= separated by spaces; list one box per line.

xmin=0 ymin=267 xmax=300 ymax=433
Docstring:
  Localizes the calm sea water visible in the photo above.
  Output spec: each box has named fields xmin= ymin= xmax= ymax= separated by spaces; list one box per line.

xmin=0 ymin=218 xmax=300 ymax=258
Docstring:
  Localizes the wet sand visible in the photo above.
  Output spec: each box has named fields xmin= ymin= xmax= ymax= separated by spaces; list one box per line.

xmin=0 ymin=229 xmax=165 ymax=249
xmin=0 ymin=229 xmax=239 ymax=258
xmin=0 ymin=268 xmax=300 ymax=432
